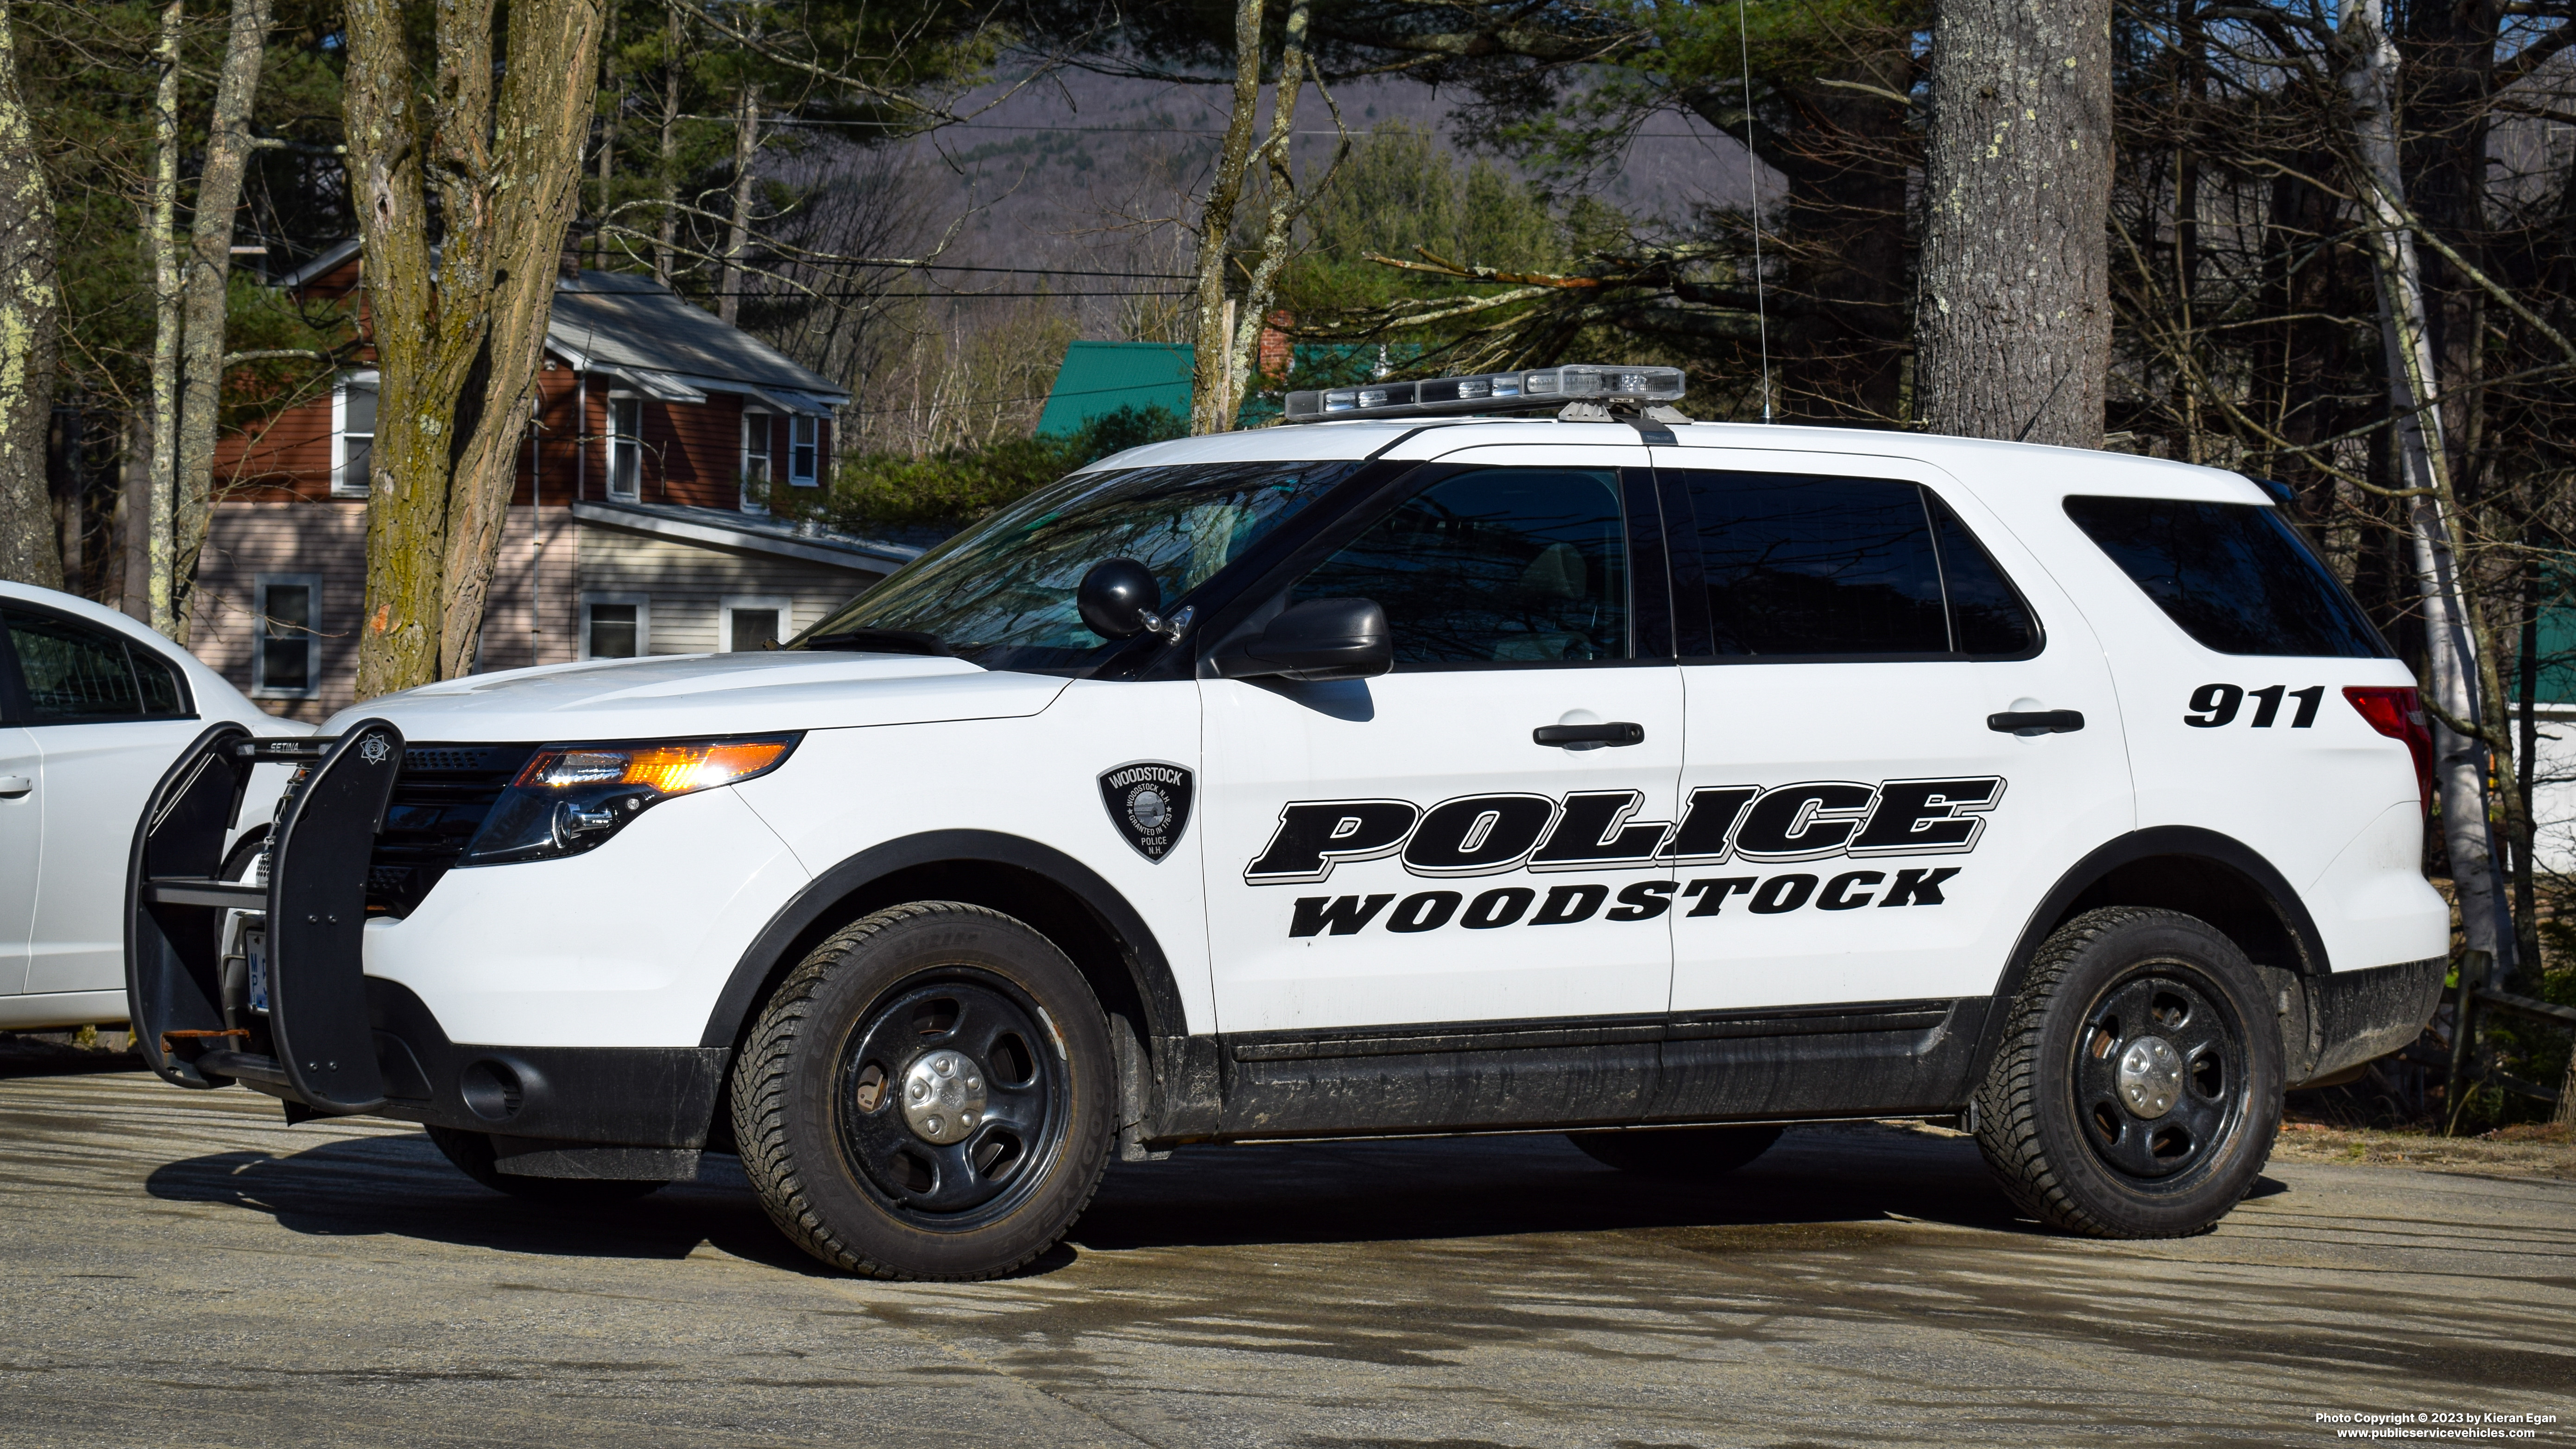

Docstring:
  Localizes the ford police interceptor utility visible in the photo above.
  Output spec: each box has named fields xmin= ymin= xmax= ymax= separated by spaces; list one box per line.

xmin=126 ymin=365 xmax=2450 ymax=1280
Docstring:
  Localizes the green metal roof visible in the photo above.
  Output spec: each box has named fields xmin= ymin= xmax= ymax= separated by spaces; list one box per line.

xmin=1035 ymin=341 xmax=1194 ymax=436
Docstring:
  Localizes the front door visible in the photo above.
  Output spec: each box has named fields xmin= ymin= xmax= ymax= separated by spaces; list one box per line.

xmin=1200 ymin=450 xmax=1682 ymax=1117
xmin=4 ymin=605 xmax=206 ymax=1000
xmin=1648 ymin=450 xmax=2132 ymax=1113
xmin=0 ymin=726 xmax=36 ymax=996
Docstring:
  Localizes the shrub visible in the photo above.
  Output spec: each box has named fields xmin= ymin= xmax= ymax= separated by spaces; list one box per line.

xmin=806 ymin=404 xmax=1187 ymax=534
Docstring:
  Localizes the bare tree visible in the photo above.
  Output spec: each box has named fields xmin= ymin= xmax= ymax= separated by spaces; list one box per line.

xmin=1187 ymin=0 xmax=1266 ymax=435
xmin=170 ymin=0 xmax=274 ymax=646
xmin=1915 ymin=0 xmax=2114 ymax=448
xmin=343 ymin=0 xmax=608 ymax=693
xmin=0 ymin=0 xmax=60 ymax=589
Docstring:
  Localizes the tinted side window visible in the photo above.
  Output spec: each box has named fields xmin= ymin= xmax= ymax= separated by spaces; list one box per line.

xmin=1676 ymin=472 xmax=2036 ymax=658
xmin=1294 ymin=467 xmax=1630 ymax=667
xmin=1927 ymin=491 xmax=2038 ymax=656
xmin=2064 ymin=496 xmax=2390 ymax=658
xmin=4 ymin=609 xmax=192 ymax=721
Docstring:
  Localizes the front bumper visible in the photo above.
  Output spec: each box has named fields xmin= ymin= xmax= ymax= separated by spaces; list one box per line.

xmin=125 ymin=721 xmax=727 ymax=1173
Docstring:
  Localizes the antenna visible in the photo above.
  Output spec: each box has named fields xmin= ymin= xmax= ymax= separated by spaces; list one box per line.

xmin=1737 ymin=0 xmax=1773 ymax=423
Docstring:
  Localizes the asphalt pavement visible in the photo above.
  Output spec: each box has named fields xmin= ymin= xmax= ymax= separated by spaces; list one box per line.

xmin=1 ymin=1061 xmax=2568 ymax=1448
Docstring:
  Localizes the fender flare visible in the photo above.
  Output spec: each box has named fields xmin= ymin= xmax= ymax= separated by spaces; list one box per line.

xmin=1966 ymin=825 xmax=2330 ymax=1082
xmin=698 ymin=828 xmax=1190 ymax=1052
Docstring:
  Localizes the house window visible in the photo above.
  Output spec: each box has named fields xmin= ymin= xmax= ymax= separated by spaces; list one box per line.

xmin=741 ymin=412 xmax=772 ymax=514
xmin=252 ymin=574 xmax=320 ymax=697
xmin=331 ymin=373 xmax=377 ymax=498
xmin=606 ymin=397 xmax=643 ymax=501
xmin=789 ymin=416 xmax=820 ymax=487
xmin=581 ymin=594 xmax=649 ymax=659
xmin=722 ymin=595 xmax=791 ymax=652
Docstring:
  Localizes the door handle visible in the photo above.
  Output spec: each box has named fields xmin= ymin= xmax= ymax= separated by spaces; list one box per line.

xmin=0 ymin=775 xmax=29 ymax=798
xmin=1533 ymin=722 xmax=1645 ymax=747
xmin=1988 ymin=710 xmax=2084 ymax=734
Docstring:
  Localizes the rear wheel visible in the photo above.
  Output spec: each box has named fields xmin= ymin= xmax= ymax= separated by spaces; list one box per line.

xmin=731 ymin=901 xmax=1114 ymax=1280
xmin=425 ymin=1125 xmax=667 ymax=1204
xmin=1569 ymin=1124 xmax=1784 ymax=1180
xmin=1972 ymin=906 xmax=2280 ymax=1238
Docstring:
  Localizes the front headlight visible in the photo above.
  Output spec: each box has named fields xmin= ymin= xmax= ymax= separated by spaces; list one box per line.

xmin=458 ymin=734 xmax=801 ymax=866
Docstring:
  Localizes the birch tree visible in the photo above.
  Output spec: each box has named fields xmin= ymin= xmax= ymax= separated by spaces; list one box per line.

xmin=169 ymin=0 xmax=274 ymax=645
xmin=2336 ymin=0 xmax=2508 ymax=969
xmin=0 ymin=0 xmax=60 ymax=589
xmin=1186 ymin=0 xmax=1266 ymax=435
xmin=343 ymin=0 xmax=608 ymax=694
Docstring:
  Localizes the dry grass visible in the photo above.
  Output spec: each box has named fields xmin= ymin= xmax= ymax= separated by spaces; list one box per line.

xmin=2269 ymin=1119 xmax=2576 ymax=1179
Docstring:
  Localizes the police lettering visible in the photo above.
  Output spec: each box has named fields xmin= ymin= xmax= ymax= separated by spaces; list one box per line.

xmin=1286 ymin=871 xmax=1955 ymax=937
xmin=1249 ymin=776 xmax=2005 ymax=883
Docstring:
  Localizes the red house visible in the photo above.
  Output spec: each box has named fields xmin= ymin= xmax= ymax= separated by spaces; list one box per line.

xmin=197 ymin=241 xmax=912 ymax=720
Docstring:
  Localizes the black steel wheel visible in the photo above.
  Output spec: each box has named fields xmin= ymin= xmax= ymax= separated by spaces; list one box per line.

xmin=732 ymin=901 xmax=1113 ymax=1280
xmin=1973 ymin=907 xmax=2281 ymax=1238
xmin=1568 ymin=1125 xmax=1783 ymax=1181
xmin=834 ymin=972 xmax=1069 ymax=1225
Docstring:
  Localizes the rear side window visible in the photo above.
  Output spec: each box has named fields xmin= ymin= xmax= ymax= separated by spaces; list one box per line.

xmin=2 ymin=608 xmax=195 ymax=722
xmin=2063 ymin=496 xmax=2390 ymax=658
xmin=1671 ymin=471 xmax=2038 ymax=658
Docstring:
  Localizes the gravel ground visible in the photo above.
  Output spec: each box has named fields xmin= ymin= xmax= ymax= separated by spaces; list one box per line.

xmin=1 ymin=1064 xmax=2570 ymax=1448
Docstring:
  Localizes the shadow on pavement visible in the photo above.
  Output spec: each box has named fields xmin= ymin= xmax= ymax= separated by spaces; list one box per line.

xmin=0 ymin=1038 xmax=143 ymax=1079
xmin=144 ymin=1133 xmax=832 ymax=1275
xmin=146 ymin=1121 xmax=2034 ymax=1272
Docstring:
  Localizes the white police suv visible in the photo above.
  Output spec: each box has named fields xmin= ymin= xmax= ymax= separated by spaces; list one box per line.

xmin=126 ymin=365 xmax=2449 ymax=1279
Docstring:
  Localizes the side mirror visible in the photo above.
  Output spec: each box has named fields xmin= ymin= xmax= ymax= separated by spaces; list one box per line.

xmin=1216 ymin=598 xmax=1392 ymax=681
xmin=1077 ymin=558 xmax=1187 ymax=643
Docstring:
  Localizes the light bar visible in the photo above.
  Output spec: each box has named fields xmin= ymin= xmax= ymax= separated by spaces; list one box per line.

xmin=1281 ymin=364 xmax=1687 ymax=424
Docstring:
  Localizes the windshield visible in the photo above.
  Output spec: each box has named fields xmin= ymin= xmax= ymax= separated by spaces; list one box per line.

xmin=788 ymin=461 xmax=1361 ymax=670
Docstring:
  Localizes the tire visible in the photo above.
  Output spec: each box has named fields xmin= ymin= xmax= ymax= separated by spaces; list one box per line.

xmin=425 ymin=1125 xmax=667 ymax=1204
xmin=1569 ymin=1124 xmax=1783 ymax=1180
xmin=730 ymin=901 xmax=1115 ymax=1280
xmin=1972 ymin=906 xmax=2281 ymax=1238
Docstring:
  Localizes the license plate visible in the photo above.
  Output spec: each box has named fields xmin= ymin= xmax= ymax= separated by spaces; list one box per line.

xmin=246 ymin=930 xmax=269 ymax=1014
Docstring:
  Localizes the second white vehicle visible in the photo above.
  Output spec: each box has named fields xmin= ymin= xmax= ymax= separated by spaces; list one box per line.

xmin=126 ymin=366 xmax=2448 ymax=1278
xmin=1 ymin=582 xmax=303 ymax=1030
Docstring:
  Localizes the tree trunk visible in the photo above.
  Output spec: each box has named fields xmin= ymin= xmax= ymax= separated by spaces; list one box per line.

xmin=655 ymin=6 xmax=680 ymax=284
xmin=145 ymin=0 xmax=183 ymax=636
xmin=719 ymin=82 xmax=759 ymax=326
xmin=2337 ymin=0 xmax=2507 ymax=972
xmin=1187 ymin=0 xmax=1264 ymax=436
xmin=170 ymin=0 xmax=274 ymax=646
xmin=1915 ymin=0 xmax=2114 ymax=447
xmin=344 ymin=0 xmax=607 ymax=695
xmin=1222 ymin=0 xmax=1333 ymax=426
xmin=0 ymin=0 xmax=62 ymax=589
xmin=591 ymin=0 xmax=616 ymax=272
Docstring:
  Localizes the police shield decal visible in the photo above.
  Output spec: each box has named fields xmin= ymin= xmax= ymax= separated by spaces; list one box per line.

xmin=1099 ymin=762 xmax=1194 ymax=862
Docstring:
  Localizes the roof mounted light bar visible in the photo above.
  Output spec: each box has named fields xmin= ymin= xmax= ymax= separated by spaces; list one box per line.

xmin=1280 ymin=364 xmax=1687 ymax=425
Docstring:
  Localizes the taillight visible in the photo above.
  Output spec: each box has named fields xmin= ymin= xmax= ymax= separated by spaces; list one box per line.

xmin=2344 ymin=686 xmax=2434 ymax=816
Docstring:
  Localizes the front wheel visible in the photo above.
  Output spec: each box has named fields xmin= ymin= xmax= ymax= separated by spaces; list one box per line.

xmin=1972 ymin=906 xmax=2281 ymax=1238
xmin=731 ymin=901 xmax=1114 ymax=1280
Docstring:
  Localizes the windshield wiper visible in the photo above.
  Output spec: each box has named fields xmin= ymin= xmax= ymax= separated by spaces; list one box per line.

xmin=798 ymin=627 xmax=953 ymax=657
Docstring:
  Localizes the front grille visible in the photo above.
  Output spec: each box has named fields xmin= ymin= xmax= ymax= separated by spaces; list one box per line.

xmin=366 ymin=743 xmax=536 ymax=917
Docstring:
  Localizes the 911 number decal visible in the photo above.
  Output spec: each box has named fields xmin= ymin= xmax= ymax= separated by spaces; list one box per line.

xmin=2185 ymin=683 xmax=2324 ymax=729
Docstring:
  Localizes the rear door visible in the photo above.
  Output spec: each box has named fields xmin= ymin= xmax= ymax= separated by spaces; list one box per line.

xmin=3 ymin=605 xmax=203 ymax=999
xmin=1649 ymin=449 xmax=2133 ymax=1057
xmin=1195 ymin=447 xmax=1680 ymax=1130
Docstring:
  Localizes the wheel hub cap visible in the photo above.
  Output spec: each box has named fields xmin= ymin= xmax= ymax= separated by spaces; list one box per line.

xmin=2115 ymin=1034 xmax=2185 ymax=1119
xmin=901 ymin=1049 xmax=987 ymax=1144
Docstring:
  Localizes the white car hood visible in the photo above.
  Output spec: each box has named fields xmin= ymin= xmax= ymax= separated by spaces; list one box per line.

xmin=321 ymin=651 xmax=1071 ymax=743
